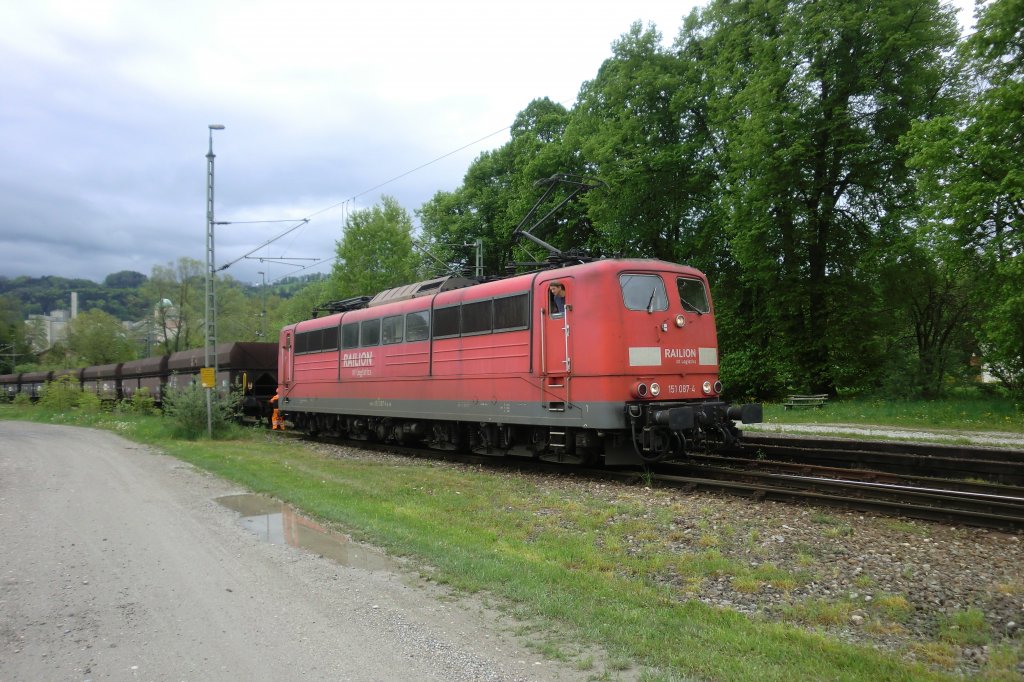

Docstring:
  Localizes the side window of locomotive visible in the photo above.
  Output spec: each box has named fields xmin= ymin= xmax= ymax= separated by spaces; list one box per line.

xmin=322 ymin=325 xmax=339 ymax=351
xmin=341 ymin=322 xmax=359 ymax=349
xmin=619 ymin=274 xmax=669 ymax=312
xmin=405 ymin=310 xmax=430 ymax=342
xmin=677 ymin=277 xmax=710 ymax=314
xmin=432 ymin=306 xmax=460 ymax=339
xmin=382 ymin=315 xmax=404 ymax=345
xmin=360 ymin=319 xmax=381 ymax=347
xmin=494 ymin=293 xmax=529 ymax=331
xmin=461 ymin=299 xmax=493 ymax=336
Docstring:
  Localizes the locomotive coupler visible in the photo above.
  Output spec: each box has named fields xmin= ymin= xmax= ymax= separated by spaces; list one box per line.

xmin=651 ymin=405 xmax=695 ymax=431
xmin=727 ymin=403 xmax=763 ymax=424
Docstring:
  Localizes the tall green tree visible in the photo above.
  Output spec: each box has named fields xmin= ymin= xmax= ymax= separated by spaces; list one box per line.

xmin=501 ymin=98 xmax=593 ymax=266
xmin=419 ymin=98 xmax=581 ymax=277
xmin=209 ymin=276 xmax=259 ymax=344
xmin=903 ymin=0 xmax=1024 ymax=400
xmin=677 ymin=0 xmax=959 ymax=395
xmin=281 ymin=277 xmax=329 ymax=326
xmin=66 ymin=309 xmax=137 ymax=365
xmin=329 ymin=196 xmax=421 ymax=300
xmin=0 ymin=294 xmax=29 ymax=373
xmin=142 ymin=258 xmax=205 ymax=352
xmin=876 ymin=239 xmax=979 ymax=397
xmin=568 ymin=23 xmax=723 ymax=269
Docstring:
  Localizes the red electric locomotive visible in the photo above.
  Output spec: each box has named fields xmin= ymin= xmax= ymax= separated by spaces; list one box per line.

xmin=278 ymin=258 xmax=761 ymax=465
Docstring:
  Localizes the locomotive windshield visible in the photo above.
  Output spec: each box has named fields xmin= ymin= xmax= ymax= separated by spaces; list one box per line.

xmin=677 ymin=277 xmax=710 ymax=314
xmin=620 ymin=274 xmax=669 ymax=312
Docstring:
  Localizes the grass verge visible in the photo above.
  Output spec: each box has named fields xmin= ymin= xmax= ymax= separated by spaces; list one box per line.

xmin=760 ymin=397 xmax=1024 ymax=433
xmin=148 ymin=437 xmax=953 ymax=680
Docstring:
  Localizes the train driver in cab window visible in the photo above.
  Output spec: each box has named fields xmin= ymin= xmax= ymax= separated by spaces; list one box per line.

xmin=548 ymin=281 xmax=566 ymax=316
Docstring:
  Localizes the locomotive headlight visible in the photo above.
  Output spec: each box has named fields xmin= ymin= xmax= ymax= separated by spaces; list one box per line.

xmin=702 ymin=380 xmax=713 ymax=395
xmin=650 ymin=382 xmax=661 ymax=397
xmin=675 ymin=314 xmax=686 ymax=328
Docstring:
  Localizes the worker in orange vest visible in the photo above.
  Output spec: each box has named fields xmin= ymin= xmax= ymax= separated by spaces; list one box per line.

xmin=270 ymin=393 xmax=284 ymax=431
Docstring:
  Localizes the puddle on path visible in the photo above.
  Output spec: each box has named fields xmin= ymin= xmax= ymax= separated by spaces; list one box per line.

xmin=217 ymin=493 xmax=399 ymax=572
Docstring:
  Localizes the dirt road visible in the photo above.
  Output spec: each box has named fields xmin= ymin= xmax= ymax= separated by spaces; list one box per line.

xmin=0 ymin=422 xmax=581 ymax=681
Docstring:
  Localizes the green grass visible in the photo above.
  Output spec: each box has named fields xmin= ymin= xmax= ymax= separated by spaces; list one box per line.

xmin=760 ymin=397 xmax=1024 ymax=433
xmin=154 ymin=440 xmax=941 ymax=680
xmin=938 ymin=608 xmax=991 ymax=647
xmin=7 ymin=399 xmax=1023 ymax=679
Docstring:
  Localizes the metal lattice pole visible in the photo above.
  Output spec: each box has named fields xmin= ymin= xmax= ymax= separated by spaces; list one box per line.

xmin=205 ymin=124 xmax=224 ymax=374
xmin=204 ymin=124 xmax=224 ymax=438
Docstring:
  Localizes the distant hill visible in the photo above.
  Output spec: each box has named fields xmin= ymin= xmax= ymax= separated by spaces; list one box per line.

xmin=0 ymin=271 xmax=150 ymax=320
xmin=267 ymin=272 xmax=327 ymax=298
xmin=0 ymin=270 xmax=323 ymax=321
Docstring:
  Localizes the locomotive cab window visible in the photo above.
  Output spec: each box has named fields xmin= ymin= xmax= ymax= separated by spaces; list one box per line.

xmin=620 ymin=274 xmax=668 ymax=312
xmin=547 ymin=282 xmax=566 ymax=317
xmin=294 ymin=330 xmax=309 ymax=354
xmin=309 ymin=328 xmax=324 ymax=352
xmin=295 ymin=328 xmax=324 ymax=354
xmin=677 ymin=277 xmax=710 ymax=314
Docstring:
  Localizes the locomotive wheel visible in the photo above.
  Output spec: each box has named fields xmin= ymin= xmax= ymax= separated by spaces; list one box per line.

xmin=430 ymin=422 xmax=467 ymax=452
xmin=301 ymin=415 xmax=318 ymax=438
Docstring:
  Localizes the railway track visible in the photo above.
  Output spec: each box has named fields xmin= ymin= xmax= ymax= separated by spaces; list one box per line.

xmin=643 ymin=460 xmax=1024 ymax=532
xmin=734 ymin=433 xmax=1024 ymax=485
xmin=291 ymin=431 xmax=1024 ymax=532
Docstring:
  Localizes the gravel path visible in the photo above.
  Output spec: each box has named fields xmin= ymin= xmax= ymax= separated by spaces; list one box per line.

xmin=0 ymin=422 xmax=597 ymax=682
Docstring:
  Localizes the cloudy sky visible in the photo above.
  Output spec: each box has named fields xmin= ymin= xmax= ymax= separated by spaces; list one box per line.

xmin=0 ymin=0 xmax=707 ymax=287
xmin=1 ymin=1 xmax=977 ymax=289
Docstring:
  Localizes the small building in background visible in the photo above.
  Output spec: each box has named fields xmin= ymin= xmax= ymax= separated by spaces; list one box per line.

xmin=26 ymin=292 xmax=77 ymax=352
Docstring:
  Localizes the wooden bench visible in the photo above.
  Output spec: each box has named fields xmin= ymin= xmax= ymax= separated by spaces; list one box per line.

xmin=783 ymin=394 xmax=829 ymax=410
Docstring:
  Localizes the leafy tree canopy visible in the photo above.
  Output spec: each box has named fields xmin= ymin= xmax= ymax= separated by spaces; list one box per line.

xmin=104 ymin=270 xmax=148 ymax=288
xmin=66 ymin=309 xmax=137 ymax=365
xmin=328 ymin=196 xmax=422 ymax=301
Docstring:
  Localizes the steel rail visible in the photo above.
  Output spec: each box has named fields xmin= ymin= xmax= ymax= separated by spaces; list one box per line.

xmin=733 ymin=434 xmax=1024 ymax=485
xmin=288 ymin=433 xmax=1024 ymax=530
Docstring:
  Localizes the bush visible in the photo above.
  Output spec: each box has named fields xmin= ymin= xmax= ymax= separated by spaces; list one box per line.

xmin=121 ymin=387 xmax=157 ymax=415
xmin=77 ymin=391 xmax=103 ymax=414
xmin=39 ymin=375 xmax=81 ymax=412
xmin=162 ymin=382 xmax=240 ymax=440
